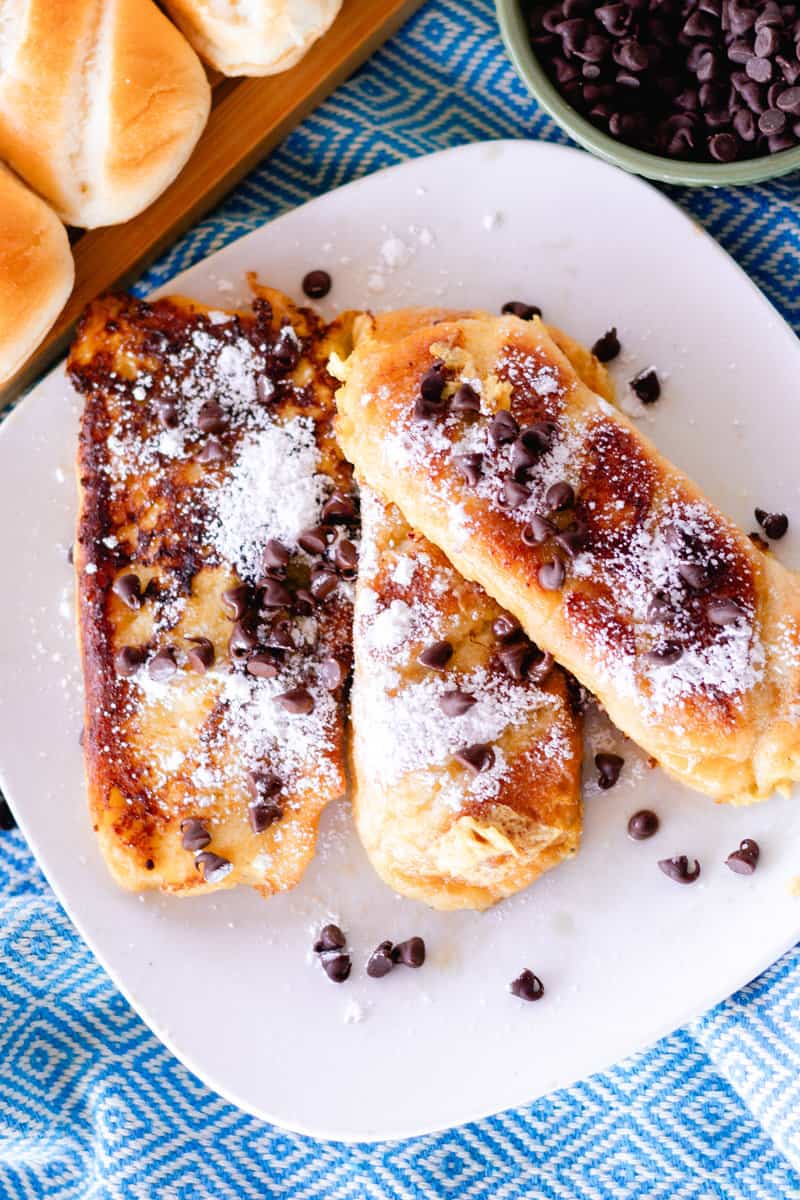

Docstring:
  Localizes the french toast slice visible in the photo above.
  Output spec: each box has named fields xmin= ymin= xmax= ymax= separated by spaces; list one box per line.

xmin=70 ymin=284 xmax=357 ymax=895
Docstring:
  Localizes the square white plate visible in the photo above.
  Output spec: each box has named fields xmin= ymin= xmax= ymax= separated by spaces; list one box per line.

xmin=1 ymin=141 xmax=798 ymax=1142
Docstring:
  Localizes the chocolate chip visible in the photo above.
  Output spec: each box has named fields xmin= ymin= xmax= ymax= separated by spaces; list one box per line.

xmin=647 ymin=590 xmax=672 ymax=623
xmin=595 ymin=752 xmax=624 ymax=789
xmin=627 ymin=809 xmax=660 ymax=840
xmin=455 ymin=452 xmax=483 ymax=486
xmin=489 ymin=410 xmax=519 ymax=445
xmin=261 ymin=577 xmax=293 ymax=609
xmin=538 ymin=560 xmax=566 ymax=591
xmin=391 ymin=937 xmax=425 ymax=967
xmin=222 ymin=584 xmax=253 ymax=620
xmin=493 ymin=614 xmax=523 ymax=643
xmin=293 ymin=588 xmax=315 ymax=616
xmin=726 ymin=837 xmax=760 ymax=874
xmin=334 ymin=538 xmax=358 ymax=575
xmin=755 ymin=507 xmax=789 ymax=539
xmin=528 ymin=649 xmax=554 ymax=683
xmin=501 ymin=301 xmax=542 ymax=320
xmin=148 ymin=647 xmax=177 ymax=681
xmin=509 ymin=969 xmax=544 ymax=1002
xmin=156 ymin=400 xmax=179 ymax=429
xmin=645 ymin=641 xmax=683 ymax=666
xmin=194 ymin=851 xmax=233 ymax=884
xmin=777 ymin=86 xmax=800 ymax=113
xmin=413 ymin=395 xmax=445 ymax=424
xmin=367 ymin=941 xmax=395 ymax=978
xmin=545 ymin=481 xmax=575 ymax=512
xmin=309 ymin=567 xmax=339 ymax=601
xmin=298 ymin=526 xmax=329 ymax=556
xmin=420 ymin=363 xmax=446 ymax=402
xmin=314 ymin=924 xmax=346 ymax=952
xmin=112 ymin=573 xmax=142 ymax=610
xmin=630 ymin=368 xmax=661 ymax=404
xmin=440 ymin=689 xmax=477 ymax=716
xmin=501 ymin=477 xmax=532 ymax=508
xmin=321 ymin=493 xmax=358 ymax=524
xmin=707 ymin=598 xmax=745 ymax=625
xmin=115 ymin=645 xmax=146 ymax=676
xmin=249 ymin=797 xmax=283 ymax=833
xmin=678 ymin=561 xmax=712 ymax=590
xmin=181 ymin=818 xmax=211 ymax=852
xmin=591 ymin=327 xmax=621 ymax=362
xmin=450 ymin=383 xmax=481 ymax=415
xmin=521 ymin=421 xmax=558 ymax=453
xmin=302 ymin=269 xmax=332 ymax=299
xmin=319 ymin=657 xmax=347 ymax=690
xmin=262 ymin=539 xmax=290 ymax=570
xmin=186 ymin=636 xmax=215 ymax=673
xmin=229 ymin=618 xmax=258 ymax=659
xmin=522 ymin=515 xmax=556 ymax=546
xmin=658 ymin=855 xmax=701 ymax=884
xmin=197 ymin=401 xmax=227 ymax=434
xmin=276 ymin=687 xmax=314 ymax=715
xmin=454 ymin=743 xmax=495 ymax=773
xmin=555 ymin=521 xmax=588 ymax=557
xmin=196 ymin=437 xmax=226 ymax=464
xmin=322 ymin=953 xmax=351 ymax=983
xmin=263 ymin=621 xmax=294 ymax=651
xmin=498 ymin=642 xmax=532 ymax=681
xmin=272 ymin=327 xmax=301 ymax=373
xmin=246 ymin=652 xmax=279 ymax=679
xmin=419 ymin=640 xmax=453 ymax=671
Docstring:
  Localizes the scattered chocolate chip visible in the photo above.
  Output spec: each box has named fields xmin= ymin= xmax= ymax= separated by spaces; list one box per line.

xmin=726 ymin=837 xmax=760 ymax=874
xmin=451 ymin=383 xmax=481 ymax=415
xmin=321 ymin=493 xmax=358 ymax=524
xmin=314 ymin=924 xmax=346 ymax=953
xmin=293 ymin=588 xmax=316 ymax=616
xmin=367 ymin=941 xmax=395 ymax=978
xmin=538 ymin=559 xmax=566 ymax=591
xmin=502 ymin=301 xmax=542 ymax=320
xmin=181 ymin=818 xmax=211 ymax=852
xmin=707 ymin=598 xmax=745 ymax=625
xmin=298 ymin=526 xmax=329 ymax=556
xmin=263 ymin=621 xmax=294 ymax=651
xmin=229 ymin=618 xmax=259 ymax=659
xmin=455 ymin=743 xmax=495 ymax=773
xmin=310 ymin=567 xmax=339 ymax=600
xmin=413 ymin=395 xmax=445 ymax=424
xmin=555 ymin=521 xmax=588 ymax=557
xmin=455 ymin=452 xmax=483 ymax=486
xmin=302 ymin=269 xmax=332 ymax=299
xmin=489 ymin=410 xmax=519 ymax=445
xmin=591 ymin=327 xmax=621 ymax=362
xmin=678 ymin=561 xmax=712 ymax=591
xmin=498 ymin=642 xmax=532 ymax=681
xmin=440 ymin=689 xmax=477 ymax=716
xmin=647 ymin=590 xmax=672 ymax=623
xmin=501 ymin=477 xmax=532 ymax=508
xmin=261 ymin=577 xmax=293 ymax=609
xmin=528 ymin=649 xmax=555 ymax=683
xmin=420 ymin=362 xmax=446 ymax=402
xmin=322 ymin=953 xmax=351 ymax=983
xmin=276 ymin=687 xmax=314 ymax=715
xmin=755 ymin=507 xmax=789 ymax=539
xmin=319 ymin=657 xmax=347 ymax=690
xmin=148 ymin=647 xmax=177 ymax=682
xmin=262 ymin=539 xmax=290 ymax=570
xmin=630 ymin=368 xmax=661 ymax=404
xmin=115 ymin=645 xmax=146 ymax=676
xmin=246 ymin=653 xmax=279 ymax=679
xmin=509 ymin=969 xmax=544 ymax=1002
xmin=194 ymin=851 xmax=233 ymax=884
xmin=197 ymin=401 xmax=227 ymax=434
xmin=522 ymin=514 xmax=556 ymax=546
xmin=186 ymin=636 xmax=215 ymax=673
xmin=658 ymin=855 xmax=701 ymax=884
xmin=156 ymin=400 xmax=179 ymax=429
xmin=334 ymin=538 xmax=358 ymax=575
xmin=646 ymin=641 xmax=683 ymax=666
xmin=196 ymin=437 xmax=226 ymax=464
xmin=595 ymin=752 xmax=624 ymax=789
xmin=249 ymin=797 xmax=283 ymax=833
xmin=112 ymin=573 xmax=142 ymax=610
xmin=0 ymin=796 xmax=16 ymax=831
xmin=391 ymin=937 xmax=426 ymax=967
xmin=493 ymin=614 xmax=523 ymax=643
xmin=627 ymin=809 xmax=660 ymax=840
xmin=419 ymin=640 xmax=453 ymax=671
xmin=222 ymin=584 xmax=253 ymax=620
xmin=272 ymin=327 xmax=301 ymax=373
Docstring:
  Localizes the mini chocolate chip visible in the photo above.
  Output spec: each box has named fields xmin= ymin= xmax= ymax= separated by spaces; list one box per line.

xmin=755 ymin=508 xmax=789 ymax=539
xmin=419 ymin=640 xmax=453 ymax=671
xmin=595 ymin=752 xmax=624 ymax=789
xmin=455 ymin=743 xmax=495 ymax=773
xmin=263 ymin=621 xmax=294 ymax=651
xmin=293 ymin=588 xmax=316 ymax=616
xmin=501 ymin=477 xmax=531 ymax=509
xmin=194 ymin=851 xmax=233 ymax=884
xmin=538 ymin=560 xmax=566 ymax=591
xmin=322 ymin=953 xmax=351 ymax=983
xmin=489 ymin=410 xmax=519 ymax=445
xmin=222 ymin=584 xmax=253 ymax=620
xmin=528 ymin=649 xmax=554 ymax=683
xmin=440 ymin=689 xmax=477 ymax=716
xmin=298 ymin=526 xmax=329 ymax=556
xmin=413 ymin=396 xmax=445 ymax=424
xmin=181 ymin=818 xmax=211 ymax=852
xmin=555 ymin=521 xmax=588 ymax=557
xmin=196 ymin=437 xmax=226 ymax=464
xmin=420 ymin=363 xmax=446 ymax=402
xmin=647 ymin=590 xmax=672 ymax=623
xmin=591 ymin=327 xmax=621 ymax=362
xmin=546 ymin=481 xmax=575 ymax=511
xmin=249 ymin=797 xmax=283 ymax=833
xmin=276 ymin=687 xmax=314 ymax=714
xmin=450 ymin=383 xmax=481 ymax=415
xmin=250 ymin=770 xmax=283 ymax=802
xmin=511 ymin=439 xmax=538 ymax=481
xmin=630 ymin=368 xmax=661 ymax=404
xmin=498 ymin=642 xmax=532 ymax=681
xmin=658 ymin=855 xmax=701 ymax=884
xmin=156 ymin=400 xmax=179 ymax=429
xmin=726 ymin=837 xmax=760 ymax=874
xmin=367 ymin=941 xmax=395 ymax=978
xmin=645 ymin=641 xmax=683 ymax=666
xmin=521 ymin=421 xmax=558 ymax=453
xmin=522 ymin=514 xmax=556 ymax=546
xmin=262 ymin=539 xmax=290 ymax=570
xmin=678 ymin=561 xmax=712 ymax=591
xmin=261 ymin=577 xmax=293 ymax=609
xmin=509 ymin=969 xmax=544 ymax=1002
xmin=246 ymin=652 xmax=279 ymax=679
xmin=334 ymin=538 xmax=358 ymax=575
xmin=502 ymin=301 xmax=542 ymax=320
xmin=302 ymin=269 xmax=332 ymax=299
xmin=197 ymin=401 xmax=227 ymax=434
xmin=319 ymin=657 xmax=347 ymax=690
xmin=115 ymin=645 xmax=146 ymax=676
xmin=272 ymin=327 xmax=301 ymax=372
xmin=627 ymin=809 xmax=660 ymax=840
xmin=493 ymin=614 xmax=523 ymax=643
xmin=455 ymin=452 xmax=483 ymax=486
xmin=229 ymin=618 xmax=258 ymax=658
xmin=777 ymin=86 xmax=800 ymax=113
xmin=314 ymin=924 xmax=346 ymax=953
xmin=186 ymin=636 xmax=215 ymax=673
xmin=112 ymin=573 xmax=142 ymax=610
xmin=148 ymin=647 xmax=177 ymax=681
xmin=321 ymin=493 xmax=358 ymax=524
xmin=707 ymin=598 xmax=745 ymax=625
xmin=310 ymin=567 xmax=339 ymax=600
xmin=391 ymin=937 xmax=426 ymax=967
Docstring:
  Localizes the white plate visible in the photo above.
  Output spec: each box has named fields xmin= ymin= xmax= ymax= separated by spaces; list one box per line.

xmin=1 ymin=141 xmax=799 ymax=1143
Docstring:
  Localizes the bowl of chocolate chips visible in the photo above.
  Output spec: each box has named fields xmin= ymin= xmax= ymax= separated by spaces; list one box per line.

xmin=497 ymin=0 xmax=800 ymax=184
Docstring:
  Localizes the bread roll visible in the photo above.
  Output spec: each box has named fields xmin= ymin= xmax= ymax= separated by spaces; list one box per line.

xmin=163 ymin=0 xmax=342 ymax=76
xmin=0 ymin=165 xmax=74 ymax=385
xmin=0 ymin=0 xmax=211 ymax=228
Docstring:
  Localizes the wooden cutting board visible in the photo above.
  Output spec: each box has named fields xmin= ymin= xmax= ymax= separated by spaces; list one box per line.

xmin=0 ymin=0 xmax=425 ymax=406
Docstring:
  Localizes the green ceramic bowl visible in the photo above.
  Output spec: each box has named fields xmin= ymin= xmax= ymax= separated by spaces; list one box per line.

xmin=496 ymin=0 xmax=800 ymax=186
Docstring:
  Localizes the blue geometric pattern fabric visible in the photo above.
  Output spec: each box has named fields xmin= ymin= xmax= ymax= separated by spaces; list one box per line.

xmin=2 ymin=1 xmax=800 ymax=1196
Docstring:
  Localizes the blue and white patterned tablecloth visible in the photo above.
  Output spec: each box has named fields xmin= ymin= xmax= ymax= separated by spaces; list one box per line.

xmin=3 ymin=1 xmax=800 ymax=1196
